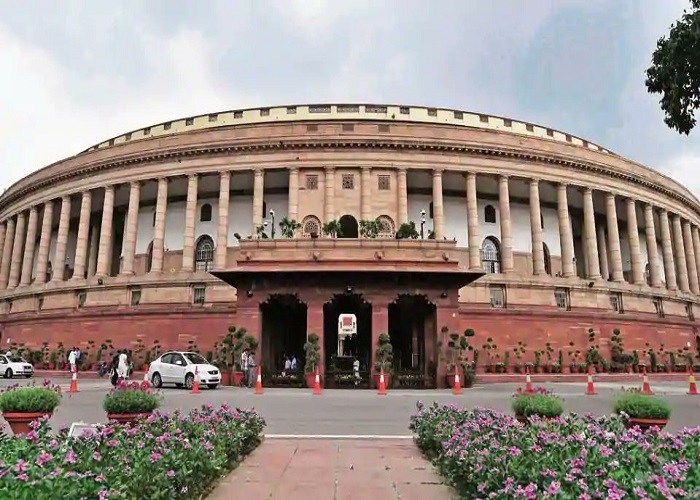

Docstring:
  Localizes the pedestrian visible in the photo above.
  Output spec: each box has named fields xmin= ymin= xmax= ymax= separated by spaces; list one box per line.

xmin=241 ymin=348 xmax=249 ymax=387
xmin=68 ymin=347 xmax=77 ymax=373
xmin=290 ymin=354 xmax=298 ymax=373
xmin=110 ymin=351 xmax=120 ymax=386
xmin=247 ymin=351 xmax=257 ymax=387
xmin=353 ymin=356 xmax=361 ymax=387
xmin=117 ymin=349 xmax=129 ymax=381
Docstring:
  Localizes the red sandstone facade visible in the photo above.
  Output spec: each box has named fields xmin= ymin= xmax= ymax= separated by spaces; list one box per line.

xmin=0 ymin=104 xmax=698 ymax=386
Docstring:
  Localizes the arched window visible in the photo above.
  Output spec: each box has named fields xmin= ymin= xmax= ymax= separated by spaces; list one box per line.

xmin=481 ymin=237 xmax=501 ymax=274
xmin=200 ymin=204 xmax=212 ymax=222
xmin=377 ymin=215 xmax=395 ymax=238
xmin=484 ymin=205 xmax=496 ymax=224
xmin=146 ymin=242 xmax=153 ymax=273
xmin=301 ymin=215 xmax=322 ymax=238
xmin=543 ymin=242 xmax=552 ymax=275
xmin=194 ymin=235 xmax=215 ymax=271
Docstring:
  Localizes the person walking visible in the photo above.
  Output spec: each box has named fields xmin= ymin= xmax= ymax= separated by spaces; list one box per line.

xmin=247 ymin=351 xmax=257 ymax=387
xmin=241 ymin=348 xmax=249 ymax=387
xmin=110 ymin=351 xmax=120 ymax=386
xmin=117 ymin=349 xmax=129 ymax=381
xmin=68 ymin=347 xmax=77 ymax=374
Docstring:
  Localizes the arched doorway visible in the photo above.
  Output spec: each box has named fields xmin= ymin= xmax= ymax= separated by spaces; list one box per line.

xmin=260 ymin=294 xmax=307 ymax=386
xmin=338 ymin=215 xmax=359 ymax=238
xmin=323 ymin=293 xmax=371 ymax=387
xmin=388 ymin=294 xmax=437 ymax=387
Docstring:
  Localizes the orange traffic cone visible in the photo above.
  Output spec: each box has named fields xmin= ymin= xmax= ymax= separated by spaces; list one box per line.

xmin=67 ymin=365 xmax=79 ymax=393
xmin=191 ymin=366 xmax=200 ymax=394
xmin=688 ymin=367 xmax=698 ymax=396
xmin=524 ymin=366 xmax=534 ymax=393
xmin=452 ymin=371 xmax=462 ymax=395
xmin=585 ymin=365 xmax=597 ymax=395
xmin=254 ymin=366 xmax=263 ymax=395
xmin=313 ymin=366 xmax=322 ymax=395
xmin=377 ymin=368 xmax=387 ymax=396
xmin=641 ymin=367 xmax=654 ymax=395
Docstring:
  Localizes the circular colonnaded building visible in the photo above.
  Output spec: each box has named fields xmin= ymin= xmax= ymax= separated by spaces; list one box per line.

xmin=0 ymin=103 xmax=699 ymax=387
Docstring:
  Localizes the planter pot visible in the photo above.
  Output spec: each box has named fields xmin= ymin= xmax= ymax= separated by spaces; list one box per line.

xmin=232 ymin=371 xmax=244 ymax=386
xmin=220 ymin=371 xmax=231 ymax=386
xmin=107 ymin=412 xmax=152 ymax=425
xmin=372 ymin=373 xmax=391 ymax=389
xmin=2 ymin=412 xmax=52 ymax=435
xmin=305 ymin=372 xmax=323 ymax=388
xmin=625 ymin=418 xmax=668 ymax=432
xmin=48 ymin=364 xmax=55 ymax=370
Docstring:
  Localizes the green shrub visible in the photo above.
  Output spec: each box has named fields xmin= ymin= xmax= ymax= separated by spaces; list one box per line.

xmin=613 ymin=392 xmax=671 ymax=419
xmin=103 ymin=381 xmax=161 ymax=414
xmin=0 ymin=384 xmax=62 ymax=413
xmin=512 ymin=394 xmax=564 ymax=418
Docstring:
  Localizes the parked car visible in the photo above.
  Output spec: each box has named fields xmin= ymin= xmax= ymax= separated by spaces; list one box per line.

xmin=147 ymin=351 xmax=220 ymax=389
xmin=0 ymin=354 xmax=34 ymax=379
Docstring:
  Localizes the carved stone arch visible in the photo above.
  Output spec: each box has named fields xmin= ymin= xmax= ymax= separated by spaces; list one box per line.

xmin=377 ymin=215 xmax=395 ymax=238
xmin=301 ymin=215 xmax=322 ymax=238
xmin=481 ymin=236 xmax=501 ymax=274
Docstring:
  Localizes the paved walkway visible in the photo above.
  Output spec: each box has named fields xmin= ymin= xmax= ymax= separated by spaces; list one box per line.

xmin=209 ymin=439 xmax=456 ymax=500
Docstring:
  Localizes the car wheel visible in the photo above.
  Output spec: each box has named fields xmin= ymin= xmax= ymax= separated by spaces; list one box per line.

xmin=184 ymin=373 xmax=194 ymax=389
xmin=207 ymin=384 xmax=218 ymax=390
xmin=151 ymin=372 xmax=163 ymax=388
xmin=4 ymin=368 xmax=12 ymax=379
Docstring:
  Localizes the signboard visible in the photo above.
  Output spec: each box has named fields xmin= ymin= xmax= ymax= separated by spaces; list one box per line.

xmin=338 ymin=314 xmax=357 ymax=336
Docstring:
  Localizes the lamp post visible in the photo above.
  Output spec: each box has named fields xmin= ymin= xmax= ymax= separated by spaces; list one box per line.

xmin=420 ymin=209 xmax=426 ymax=239
xmin=269 ymin=209 xmax=276 ymax=239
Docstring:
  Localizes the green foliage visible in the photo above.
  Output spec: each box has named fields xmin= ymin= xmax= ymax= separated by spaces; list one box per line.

xmin=279 ymin=217 xmax=302 ymax=238
xmin=322 ymin=220 xmax=342 ymax=237
xmin=395 ymin=221 xmax=419 ymax=239
xmin=374 ymin=333 xmax=394 ymax=373
xmin=645 ymin=0 xmax=700 ymax=134
xmin=439 ymin=329 xmax=474 ymax=373
xmin=303 ymin=333 xmax=321 ymax=373
xmin=102 ymin=381 xmax=161 ymax=414
xmin=613 ymin=392 xmax=671 ymax=420
xmin=511 ymin=394 xmax=564 ymax=418
xmin=0 ymin=385 xmax=62 ymax=414
xmin=359 ymin=218 xmax=383 ymax=238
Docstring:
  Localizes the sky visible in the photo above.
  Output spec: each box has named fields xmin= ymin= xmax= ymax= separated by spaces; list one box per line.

xmin=1 ymin=0 xmax=700 ymax=196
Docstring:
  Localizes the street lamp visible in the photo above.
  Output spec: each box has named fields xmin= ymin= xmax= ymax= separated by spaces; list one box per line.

xmin=420 ymin=209 xmax=426 ymax=239
xmin=269 ymin=209 xmax=276 ymax=239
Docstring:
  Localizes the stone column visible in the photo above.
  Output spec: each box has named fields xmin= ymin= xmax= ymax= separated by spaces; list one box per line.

xmin=216 ymin=171 xmax=230 ymax=268
xmin=252 ymin=168 xmax=264 ymax=232
xmin=7 ymin=212 xmax=27 ymax=288
xmin=0 ymin=223 xmax=6 ymax=274
xmin=432 ymin=169 xmax=445 ymax=240
xmin=120 ymin=183 xmax=140 ymax=276
xmin=35 ymin=202 xmax=53 ymax=285
xmin=150 ymin=178 xmax=168 ymax=273
xmin=498 ymin=175 xmax=514 ymax=273
xmin=361 ymin=167 xmax=371 ymax=221
xmin=52 ymin=196 xmax=71 ymax=282
xmin=605 ymin=194 xmax=624 ymax=282
xmin=397 ymin=167 xmax=408 ymax=225
xmin=557 ymin=183 xmax=575 ymax=277
xmin=324 ymin=167 xmax=335 ymax=222
xmin=95 ymin=186 xmax=115 ymax=277
xmin=644 ymin=205 xmax=662 ymax=287
xmin=682 ymin=220 xmax=699 ymax=293
xmin=529 ymin=179 xmax=545 ymax=275
xmin=692 ymin=226 xmax=700 ymax=290
xmin=626 ymin=199 xmax=644 ymax=285
xmin=181 ymin=175 xmax=198 ymax=272
xmin=597 ymin=226 xmax=609 ymax=280
xmin=288 ymin=167 xmax=299 ymax=222
xmin=87 ymin=225 xmax=99 ymax=277
xmin=370 ymin=297 xmax=390 ymax=386
xmin=672 ymin=214 xmax=690 ymax=293
xmin=466 ymin=172 xmax=480 ymax=269
xmin=20 ymin=207 xmax=39 ymax=286
xmin=0 ymin=217 xmax=16 ymax=288
xmin=658 ymin=209 xmax=677 ymax=290
xmin=582 ymin=188 xmax=601 ymax=279
xmin=72 ymin=191 xmax=92 ymax=280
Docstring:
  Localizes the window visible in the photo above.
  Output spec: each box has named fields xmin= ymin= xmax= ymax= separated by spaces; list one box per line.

xmin=309 ymin=105 xmax=331 ymax=113
xmin=108 ymin=139 xmax=115 ymax=146
xmin=686 ymin=302 xmax=695 ymax=321
xmin=540 ymin=213 xmax=544 ymax=229
xmin=565 ymin=134 xmax=572 ymax=142
xmin=144 ymin=127 xmax=151 ymax=135
xmin=554 ymin=288 xmax=570 ymax=310
xmin=454 ymin=111 xmax=463 ymax=119
xmin=152 ymin=211 xmax=156 ymax=226
xmin=146 ymin=242 xmax=154 ymax=273
xmin=193 ymin=285 xmax=206 ymax=304
xmin=546 ymin=129 xmax=554 ymax=137
xmin=77 ymin=292 xmax=87 ymax=309
xmin=427 ymin=108 xmax=437 ymax=117
xmin=365 ymin=105 xmax=387 ymax=113
xmin=481 ymin=237 xmax=501 ymax=274
xmin=260 ymin=108 xmax=270 ymax=117
xmin=399 ymin=107 xmax=410 ymax=115
xmin=301 ymin=215 xmax=321 ymax=238
xmin=377 ymin=175 xmax=390 ymax=190
xmin=610 ymin=292 xmax=623 ymax=313
xmin=200 ymin=203 xmax=213 ymax=222
xmin=479 ymin=115 xmax=489 ymax=123
xmin=503 ymin=119 xmax=512 ymax=127
xmin=484 ymin=205 xmax=496 ymax=223
xmin=130 ymin=288 xmax=142 ymax=306
xmin=163 ymin=122 xmax=172 ymax=130
xmin=653 ymin=297 xmax=664 ymax=318
xmin=342 ymin=124 xmax=354 ymax=132
xmin=543 ymin=243 xmax=552 ymax=275
xmin=377 ymin=215 xmax=395 ymax=238
xmin=185 ymin=118 xmax=194 ymax=126
xmin=36 ymin=296 xmax=44 ymax=312
xmin=286 ymin=106 xmax=297 ymax=114
xmin=342 ymin=174 xmax=354 ymax=189
xmin=305 ymin=174 xmax=318 ymax=190
xmin=125 ymin=132 xmax=132 ymax=141
xmin=645 ymin=262 xmax=651 ymax=285
xmin=526 ymin=124 xmax=534 ymax=132
xmin=208 ymin=114 xmax=218 ymax=122
xmin=490 ymin=286 xmax=506 ymax=308
xmin=337 ymin=105 xmax=359 ymax=113
xmin=429 ymin=202 xmax=434 ymax=219
xmin=194 ymin=236 xmax=215 ymax=272
xmin=234 ymin=111 xmax=243 ymax=119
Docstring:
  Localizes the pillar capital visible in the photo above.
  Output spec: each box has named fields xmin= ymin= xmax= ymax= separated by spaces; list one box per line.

xmin=361 ymin=166 xmax=371 ymax=173
xmin=324 ymin=166 xmax=335 ymax=173
xmin=529 ymin=177 xmax=540 ymax=185
xmin=397 ymin=166 xmax=407 ymax=174
xmin=498 ymin=174 xmax=509 ymax=181
xmin=432 ymin=168 xmax=444 ymax=177
xmin=288 ymin=166 xmax=299 ymax=175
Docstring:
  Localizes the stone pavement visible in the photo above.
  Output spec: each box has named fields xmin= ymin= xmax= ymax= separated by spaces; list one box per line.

xmin=208 ymin=439 xmax=455 ymax=500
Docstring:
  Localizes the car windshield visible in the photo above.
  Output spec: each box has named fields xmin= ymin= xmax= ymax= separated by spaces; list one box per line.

xmin=183 ymin=353 xmax=208 ymax=365
xmin=8 ymin=356 xmax=24 ymax=363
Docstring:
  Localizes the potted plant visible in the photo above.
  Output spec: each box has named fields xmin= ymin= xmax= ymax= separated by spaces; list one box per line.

xmin=303 ymin=333 xmax=321 ymax=388
xmin=511 ymin=387 xmax=563 ymax=424
xmin=224 ymin=326 xmax=256 ymax=386
xmin=373 ymin=333 xmax=394 ymax=389
xmin=395 ymin=221 xmax=419 ymax=239
xmin=0 ymin=380 xmax=62 ymax=435
xmin=613 ymin=390 xmax=671 ymax=431
xmin=279 ymin=217 xmax=301 ymax=238
xmin=439 ymin=329 xmax=475 ymax=386
xmin=103 ymin=380 xmax=161 ymax=425
xmin=322 ymin=220 xmax=342 ymax=238
xmin=359 ymin=219 xmax=382 ymax=238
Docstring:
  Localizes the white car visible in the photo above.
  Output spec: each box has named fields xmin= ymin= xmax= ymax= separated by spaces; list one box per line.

xmin=0 ymin=354 xmax=34 ymax=379
xmin=148 ymin=351 xmax=220 ymax=389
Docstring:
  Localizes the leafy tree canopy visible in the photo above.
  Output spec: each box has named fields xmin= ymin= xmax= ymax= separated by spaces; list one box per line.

xmin=645 ymin=0 xmax=700 ymax=134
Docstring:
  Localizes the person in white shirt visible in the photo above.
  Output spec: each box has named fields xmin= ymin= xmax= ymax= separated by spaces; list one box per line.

xmin=241 ymin=349 xmax=249 ymax=387
xmin=284 ymin=356 xmax=292 ymax=376
xmin=247 ymin=352 xmax=257 ymax=387
xmin=290 ymin=355 xmax=298 ymax=373
xmin=68 ymin=348 xmax=77 ymax=373
xmin=353 ymin=357 xmax=361 ymax=386
xmin=117 ymin=350 xmax=129 ymax=380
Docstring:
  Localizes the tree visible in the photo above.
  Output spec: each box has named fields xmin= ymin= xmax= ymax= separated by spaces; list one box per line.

xmin=645 ymin=0 xmax=700 ymax=134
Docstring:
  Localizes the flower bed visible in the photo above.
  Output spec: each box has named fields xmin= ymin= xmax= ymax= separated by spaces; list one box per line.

xmin=0 ymin=404 xmax=265 ymax=498
xmin=410 ymin=401 xmax=700 ymax=497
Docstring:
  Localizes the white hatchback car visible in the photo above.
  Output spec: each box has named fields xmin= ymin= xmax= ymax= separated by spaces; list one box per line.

xmin=148 ymin=351 xmax=221 ymax=390
xmin=0 ymin=354 xmax=34 ymax=379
